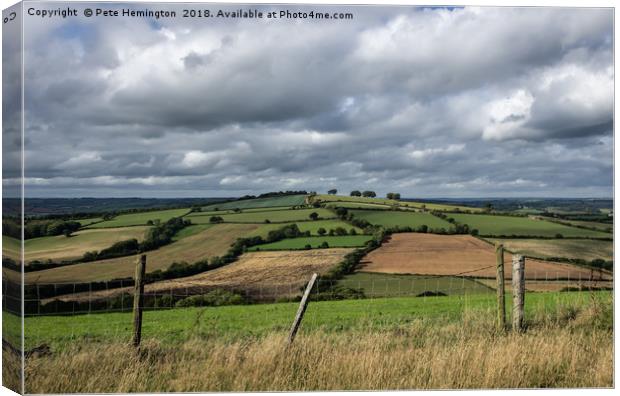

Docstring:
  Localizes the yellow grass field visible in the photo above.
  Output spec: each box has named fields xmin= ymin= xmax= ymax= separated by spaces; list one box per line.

xmin=23 ymin=305 xmax=612 ymax=392
xmin=53 ymin=248 xmax=353 ymax=302
xmin=24 ymin=224 xmax=265 ymax=284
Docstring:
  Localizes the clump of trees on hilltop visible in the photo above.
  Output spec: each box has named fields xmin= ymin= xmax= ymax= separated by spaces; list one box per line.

xmin=350 ymin=190 xmax=377 ymax=197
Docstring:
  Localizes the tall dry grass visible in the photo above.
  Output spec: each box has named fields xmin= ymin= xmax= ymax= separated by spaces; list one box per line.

xmin=25 ymin=297 xmax=613 ymax=393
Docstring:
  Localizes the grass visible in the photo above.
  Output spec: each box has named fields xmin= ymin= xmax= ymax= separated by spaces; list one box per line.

xmin=186 ymin=206 xmax=295 ymax=218
xmin=349 ymin=210 xmax=452 ymax=229
xmin=2 ymin=235 xmax=20 ymax=261
xmin=189 ymin=208 xmax=335 ymax=224
xmin=76 ymin=217 xmax=104 ymax=227
xmin=171 ymin=224 xmax=213 ymax=241
xmin=201 ymin=195 xmax=307 ymax=211
xmin=22 ymin=322 xmax=612 ymax=392
xmin=20 ymin=227 xmax=150 ymax=264
xmin=338 ymin=272 xmax=493 ymax=297
xmin=550 ymin=219 xmax=613 ymax=233
xmin=324 ymin=201 xmax=392 ymax=210
xmin=9 ymin=292 xmax=612 ymax=392
xmin=315 ymin=195 xmax=483 ymax=212
xmin=86 ymin=208 xmax=190 ymax=228
xmin=484 ymin=238 xmax=613 ymax=261
xmin=12 ymin=291 xmax=609 ymax=350
xmin=247 ymin=235 xmax=373 ymax=251
xmin=228 ymin=220 xmax=361 ymax=237
xmin=449 ymin=213 xmax=611 ymax=238
xmin=23 ymin=223 xmax=268 ymax=283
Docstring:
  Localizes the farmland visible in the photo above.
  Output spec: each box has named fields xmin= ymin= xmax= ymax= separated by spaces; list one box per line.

xmin=201 ymin=195 xmax=307 ymax=211
xmin=247 ymin=235 xmax=372 ymax=251
xmin=448 ymin=213 xmax=611 ymax=238
xmin=76 ymin=217 xmax=104 ymax=227
xmin=338 ymin=272 xmax=492 ymax=297
xmin=484 ymin=238 xmax=613 ymax=262
xmin=360 ymin=233 xmax=605 ymax=281
xmin=22 ymin=227 xmax=150 ymax=264
xmin=86 ymin=208 xmax=190 ymax=228
xmin=349 ymin=210 xmax=452 ymax=229
xmin=546 ymin=219 xmax=613 ymax=233
xmin=2 ymin=193 xmax=614 ymax=392
xmin=24 ymin=223 xmax=264 ymax=283
xmin=314 ymin=194 xmax=483 ymax=212
xmin=188 ymin=208 xmax=335 ymax=224
xmin=2 ymin=235 xmax=20 ymax=261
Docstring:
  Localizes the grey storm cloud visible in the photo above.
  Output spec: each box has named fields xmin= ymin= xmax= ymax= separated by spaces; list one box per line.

xmin=11 ymin=3 xmax=614 ymax=198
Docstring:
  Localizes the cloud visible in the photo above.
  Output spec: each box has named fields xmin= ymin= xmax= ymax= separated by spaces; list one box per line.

xmin=16 ymin=5 xmax=613 ymax=198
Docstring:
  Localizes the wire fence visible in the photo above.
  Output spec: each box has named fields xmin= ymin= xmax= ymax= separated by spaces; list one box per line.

xmin=2 ymin=257 xmax=613 ymax=353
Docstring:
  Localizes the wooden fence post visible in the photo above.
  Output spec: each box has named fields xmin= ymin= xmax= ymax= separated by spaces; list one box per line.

xmin=133 ymin=254 xmax=147 ymax=347
xmin=511 ymin=255 xmax=525 ymax=332
xmin=495 ymin=243 xmax=506 ymax=330
xmin=287 ymin=273 xmax=318 ymax=345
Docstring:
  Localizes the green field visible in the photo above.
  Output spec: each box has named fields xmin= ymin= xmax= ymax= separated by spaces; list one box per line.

xmin=449 ymin=213 xmax=612 ymax=238
xmin=171 ymin=224 xmax=214 ymax=241
xmin=484 ymin=238 xmax=613 ymax=262
xmin=2 ymin=235 xmax=20 ymax=261
xmin=551 ymin=219 xmax=613 ymax=233
xmin=315 ymin=195 xmax=482 ymax=212
xmin=76 ymin=217 xmax=104 ymax=227
xmin=324 ymin=201 xmax=392 ymax=210
xmin=189 ymin=208 xmax=335 ymax=224
xmin=86 ymin=208 xmax=190 ymax=228
xmin=349 ymin=210 xmax=452 ymax=229
xmin=201 ymin=195 xmax=307 ymax=211
xmin=186 ymin=206 xmax=295 ymax=218
xmin=338 ymin=272 xmax=493 ymax=297
xmin=10 ymin=291 xmax=605 ymax=350
xmin=247 ymin=235 xmax=373 ymax=251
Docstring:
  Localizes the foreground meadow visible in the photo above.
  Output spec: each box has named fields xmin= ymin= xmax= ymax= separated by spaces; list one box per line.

xmin=16 ymin=291 xmax=612 ymax=392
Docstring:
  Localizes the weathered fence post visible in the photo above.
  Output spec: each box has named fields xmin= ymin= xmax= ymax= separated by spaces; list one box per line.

xmin=287 ymin=273 xmax=318 ymax=345
xmin=511 ymin=255 xmax=525 ymax=332
xmin=132 ymin=254 xmax=147 ymax=347
xmin=495 ymin=243 xmax=506 ymax=330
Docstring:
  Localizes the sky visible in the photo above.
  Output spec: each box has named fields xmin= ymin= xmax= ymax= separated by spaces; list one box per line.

xmin=4 ymin=3 xmax=614 ymax=198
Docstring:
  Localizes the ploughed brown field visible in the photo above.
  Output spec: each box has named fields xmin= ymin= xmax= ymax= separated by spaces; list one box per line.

xmin=360 ymin=233 xmax=611 ymax=281
xmin=50 ymin=248 xmax=353 ymax=303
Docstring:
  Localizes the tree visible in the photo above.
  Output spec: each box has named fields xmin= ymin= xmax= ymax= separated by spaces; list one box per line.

xmin=386 ymin=193 xmax=394 ymax=200
xmin=328 ymin=189 xmax=337 ymax=195
xmin=309 ymin=212 xmax=319 ymax=221
xmin=393 ymin=193 xmax=401 ymax=200
xmin=350 ymin=190 xmax=362 ymax=197
xmin=335 ymin=207 xmax=348 ymax=219
xmin=362 ymin=191 xmax=376 ymax=198
xmin=317 ymin=227 xmax=327 ymax=236
xmin=209 ymin=216 xmax=224 ymax=224
xmin=334 ymin=227 xmax=348 ymax=236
